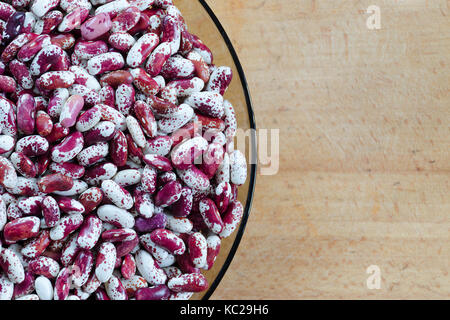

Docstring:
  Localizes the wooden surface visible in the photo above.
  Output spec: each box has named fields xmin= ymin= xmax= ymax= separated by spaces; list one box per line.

xmin=206 ymin=0 xmax=450 ymax=299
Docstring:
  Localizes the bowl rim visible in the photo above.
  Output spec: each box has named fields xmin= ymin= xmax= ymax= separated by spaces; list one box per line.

xmin=197 ymin=0 xmax=257 ymax=300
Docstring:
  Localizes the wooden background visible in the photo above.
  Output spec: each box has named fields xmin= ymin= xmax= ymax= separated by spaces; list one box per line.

xmin=205 ymin=0 xmax=450 ymax=299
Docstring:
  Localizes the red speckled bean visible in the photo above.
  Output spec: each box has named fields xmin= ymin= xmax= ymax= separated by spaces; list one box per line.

xmin=16 ymin=94 xmax=36 ymax=135
xmin=140 ymin=234 xmax=175 ymax=268
xmin=35 ymin=153 xmax=51 ymax=176
xmin=100 ymin=70 xmax=133 ymax=88
xmin=0 ymin=248 xmax=25 ymax=283
xmin=0 ymin=3 xmax=16 ymax=21
xmin=0 ymin=135 xmax=15 ymax=154
xmin=69 ymin=84 xmax=99 ymax=107
xmin=154 ymin=180 xmax=182 ymax=207
xmin=134 ymin=212 xmax=166 ymax=233
xmin=188 ymin=232 xmax=207 ymax=268
xmin=219 ymin=200 xmax=244 ymax=238
xmin=200 ymin=143 xmax=225 ymax=179
xmin=161 ymin=55 xmax=195 ymax=80
xmin=145 ymin=135 xmax=173 ymax=156
xmin=102 ymin=228 xmax=136 ymax=243
xmin=50 ymin=33 xmax=76 ymax=50
xmin=168 ymin=273 xmax=208 ymax=293
xmin=70 ymin=66 xmax=101 ymax=91
xmin=21 ymin=230 xmax=51 ymax=259
xmin=77 ymin=216 xmax=102 ymax=250
xmin=205 ymin=234 xmax=221 ymax=270
xmin=127 ymin=33 xmax=159 ymax=67
xmin=108 ymin=32 xmax=136 ymax=51
xmin=58 ymin=7 xmax=89 ymax=33
xmin=47 ymin=88 xmax=69 ymax=118
xmin=0 ymin=75 xmax=16 ymax=93
xmin=110 ymin=130 xmax=128 ymax=167
xmin=135 ymin=249 xmax=167 ymax=285
xmin=71 ymin=249 xmax=94 ymax=287
xmin=121 ymin=254 xmax=136 ymax=279
xmin=81 ymin=13 xmax=112 ymax=40
xmin=171 ymin=136 xmax=208 ymax=170
xmin=49 ymin=214 xmax=83 ymax=241
xmin=9 ymin=60 xmax=33 ymax=89
xmin=29 ymin=256 xmax=59 ymax=279
xmin=59 ymin=94 xmax=84 ymax=128
xmin=49 ymin=162 xmax=85 ymax=180
xmin=134 ymin=100 xmax=157 ymax=138
xmin=78 ymin=187 xmax=103 ymax=213
xmin=87 ymin=52 xmax=124 ymax=76
xmin=51 ymin=131 xmax=84 ymax=163
xmin=53 ymin=267 xmax=70 ymax=300
xmin=214 ymin=181 xmax=232 ymax=214
xmin=140 ymin=165 xmax=157 ymax=194
xmin=38 ymin=173 xmax=74 ymax=194
xmin=10 ymin=152 xmax=37 ymax=178
xmin=84 ymin=121 xmax=116 ymax=145
xmin=3 ymin=216 xmax=40 ymax=242
xmin=98 ymin=86 xmax=115 ymax=107
xmin=105 ymin=274 xmax=127 ymax=300
xmin=177 ymin=166 xmax=210 ymax=192
xmin=161 ymin=15 xmax=181 ymax=55
xmin=111 ymin=6 xmax=140 ymax=33
xmin=74 ymin=41 xmax=108 ymax=61
xmin=60 ymin=233 xmax=80 ymax=267
xmin=38 ymin=71 xmax=75 ymax=90
xmin=84 ymin=162 xmax=117 ymax=185
xmin=146 ymin=42 xmax=171 ymax=77
xmin=30 ymin=45 xmax=69 ymax=77
xmin=17 ymin=35 xmax=51 ymax=63
xmin=135 ymin=284 xmax=170 ymax=300
xmin=77 ymin=142 xmax=109 ymax=167
xmin=198 ymin=198 xmax=223 ymax=234
xmin=150 ymin=228 xmax=185 ymax=255
xmin=57 ymin=197 xmax=85 ymax=215
xmin=171 ymin=187 xmax=193 ymax=218
xmin=36 ymin=111 xmax=53 ymax=137
xmin=2 ymin=33 xmax=37 ymax=63
xmin=134 ymin=192 xmax=154 ymax=218
xmin=41 ymin=196 xmax=60 ymax=228
xmin=41 ymin=10 xmax=63 ymax=34
xmin=116 ymin=84 xmax=135 ymax=116
xmin=133 ymin=70 xmax=160 ymax=98
xmin=206 ymin=66 xmax=233 ymax=96
xmin=6 ymin=177 xmax=39 ymax=196
xmin=17 ymin=196 xmax=43 ymax=216
xmin=101 ymin=179 xmax=134 ymax=210
xmin=186 ymin=50 xmax=210 ymax=83
xmin=98 ymin=103 xmax=126 ymax=130
xmin=97 ymin=204 xmax=134 ymax=229
xmin=95 ymin=242 xmax=116 ymax=283
xmin=185 ymin=91 xmax=224 ymax=119
xmin=30 ymin=0 xmax=60 ymax=18
xmin=191 ymin=34 xmax=213 ymax=65
xmin=3 ymin=12 xmax=26 ymax=44
xmin=12 ymin=271 xmax=35 ymax=299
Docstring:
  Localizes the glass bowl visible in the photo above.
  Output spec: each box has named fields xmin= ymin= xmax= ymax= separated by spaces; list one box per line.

xmin=173 ymin=0 xmax=257 ymax=300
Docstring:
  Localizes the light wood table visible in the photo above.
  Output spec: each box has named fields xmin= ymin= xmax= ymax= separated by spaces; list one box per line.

xmin=206 ymin=0 xmax=450 ymax=299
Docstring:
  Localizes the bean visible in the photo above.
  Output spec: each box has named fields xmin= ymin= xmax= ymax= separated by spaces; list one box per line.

xmin=0 ymin=0 xmax=246 ymax=301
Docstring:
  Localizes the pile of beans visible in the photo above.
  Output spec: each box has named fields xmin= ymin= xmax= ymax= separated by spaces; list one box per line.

xmin=0 ymin=0 xmax=247 ymax=300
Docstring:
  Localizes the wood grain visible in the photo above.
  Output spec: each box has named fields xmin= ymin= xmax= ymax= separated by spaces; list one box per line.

xmin=205 ymin=0 xmax=450 ymax=299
